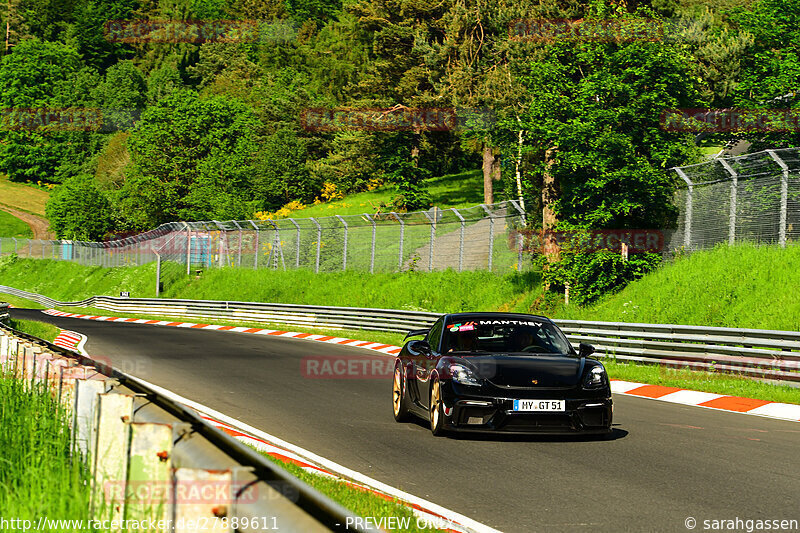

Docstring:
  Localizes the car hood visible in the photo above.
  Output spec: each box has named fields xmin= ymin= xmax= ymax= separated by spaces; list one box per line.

xmin=463 ymin=354 xmax=584 ymax=389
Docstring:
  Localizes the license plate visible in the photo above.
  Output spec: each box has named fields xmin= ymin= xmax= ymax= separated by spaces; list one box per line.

xmin=513 ymin=399 xmax=565 ymax=412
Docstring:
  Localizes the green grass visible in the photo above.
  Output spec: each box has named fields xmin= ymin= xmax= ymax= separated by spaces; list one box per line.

xmin=253 ymin=447 xmax=445 ymax=533
xmin=558 ymin=243 xmax=800 ymax=331
xmin=603 ymin=360 xmax=800 ymax=404
xmin=8 ymin=317 xmax=60 ymax=342
xmin=0 ymin=255 xmax=542 ymax=312
xmin=0 ymin=174 xmax=51 ymax=217
xmin=0 ymin=293 xmax=45 ymax=309
xmin=0 ymin=374 xmax=95 ymax=529
xmin=285 ymin=170 xmax=485 ymax=219
xmin=0 ymin=209 xmax=33 ymax=238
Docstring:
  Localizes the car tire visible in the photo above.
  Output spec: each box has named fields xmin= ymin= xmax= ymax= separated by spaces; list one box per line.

xmin=429 ymin=378 xmax=447 ymax=437
xmin=392 ymin=362 xmax=410 ymax=422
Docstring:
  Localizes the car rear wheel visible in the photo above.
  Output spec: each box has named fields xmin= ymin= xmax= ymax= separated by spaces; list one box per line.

xmin=392 ymin=363 xmax=410 ymax=422
xmin=429 ymin=378 xmax=447 ymax=436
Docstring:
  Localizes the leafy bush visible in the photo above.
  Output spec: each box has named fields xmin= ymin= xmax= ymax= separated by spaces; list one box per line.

xmin=540 ymin=236 xmax=662 ymax=306
xmin=45 ymin=173 xmax=113 ymax=240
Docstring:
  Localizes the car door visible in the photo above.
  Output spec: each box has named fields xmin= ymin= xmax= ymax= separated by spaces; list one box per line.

xmin=415 ymin=317 xmax=444 ymax=410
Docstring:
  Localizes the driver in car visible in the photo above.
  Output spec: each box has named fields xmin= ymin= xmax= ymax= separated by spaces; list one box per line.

xmin=510 ymin=327 xmax=539 ymax=352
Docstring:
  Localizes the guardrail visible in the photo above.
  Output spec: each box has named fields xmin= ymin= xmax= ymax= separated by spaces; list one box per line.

xmin=0 ymin=318 xmax=377 ymax=532
xmin=2 ymin=285 xmax=799 ymax=382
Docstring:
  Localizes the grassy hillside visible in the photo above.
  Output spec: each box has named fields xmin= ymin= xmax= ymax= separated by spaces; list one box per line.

xmin=0 ymin=175 xmax=50 ymax=218
xmin=272 ymin=170 xmax=486 ymax=219
xmin=0 ymin=210 xmax=33 ymax=238
xmin=2 ymin=243 xmax=799 ymax=332
xmin=561 ymin=244 xmax=800 ymax=331
xmin=0 ymin=256 xmax=542 ymax=313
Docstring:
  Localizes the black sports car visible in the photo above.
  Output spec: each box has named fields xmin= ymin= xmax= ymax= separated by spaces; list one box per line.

xmin=391 ymin=312 xmax=612 ymax=436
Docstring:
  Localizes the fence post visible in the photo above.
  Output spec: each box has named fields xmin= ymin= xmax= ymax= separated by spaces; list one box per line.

xmin=767 ymin=150 xmax=789 ymax=248
xmin=231 ymin=221 xmax=243 ymax=267
xmin=154 ymin=249 xmax=161 ymax=297
xmin=12 ymin=238 xmax=17 ymax=254
xmin=184 ymin=222 xmax=192 ymax=275
xmin=289 ymin=218 xmax=301 ymax=268
xmin=674 ymin=167 xmax=693 ymax=249
xmin=719 ymin=159 xmax=738 ymax=245
xmin=480 ymin=205 xmax=494 ymax=271
xmin=249 ymin=220 xmax=260 ymax=269
xmin=363 ymin=214 xmax=376 ymax=274
xmin=452 ymin=208 xmax=465 ymax=272
xmin=213 ymin=220 xmax=224 ymax=267
xmin=423 ymin=210 xmax=435 ymax=272
xmin=391 ymin=212 xmax=404 ymax=271
xmin=335 ymin=215 xmax=348 ymax=271
xmin=310 ymin=217 xmax=321 ymax=273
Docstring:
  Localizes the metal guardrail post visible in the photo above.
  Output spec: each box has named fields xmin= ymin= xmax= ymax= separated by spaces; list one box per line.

xmin=423 ymin=211 xmax=435 ymax=272
xmin=336 ymin=215 xmax=348 ymax=271
xmin=310 ymin=217 xmax=321 ymax=273
xmin=452 ymin=208 xmax=465 ymax=272
xmin=768 ymin=150 xmax=789 ymax=248
xmin=480 ymin=204 xmax=495 ymax=271
xmin=719 ymin=159 xmax=738 ymax=245
xmin=674 ymin=167 xmax=693 ymax=249
xmin=391 ymin=212 xmax=404 ymax=271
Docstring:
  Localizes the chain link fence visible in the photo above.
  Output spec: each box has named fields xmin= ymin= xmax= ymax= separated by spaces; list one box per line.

xmin=0 ymin=201 xmax=532 ymax=273
xmin=670 ymin=147 xmax=800 ymax=251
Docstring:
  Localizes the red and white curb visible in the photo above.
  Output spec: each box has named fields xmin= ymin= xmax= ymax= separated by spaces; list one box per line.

xmin=611 ymin=380 xmax=800 ymax=422
xmin=43 ymin=309 xmax=799 ymax=424
xmin=53 ymin=329 xmax=88 ymax=355
xmin=43 ymin=309 xmax=404 ymax=356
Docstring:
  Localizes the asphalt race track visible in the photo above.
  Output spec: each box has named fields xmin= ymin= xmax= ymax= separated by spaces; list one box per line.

xmin=13 ymin=308 xmax=800 ymax=533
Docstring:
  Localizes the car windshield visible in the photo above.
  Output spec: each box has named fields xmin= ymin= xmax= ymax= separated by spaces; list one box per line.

xmin=442 ymin=319 xmax=573 ymax=355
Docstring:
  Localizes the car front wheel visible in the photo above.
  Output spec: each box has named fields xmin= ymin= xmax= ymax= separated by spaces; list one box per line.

xmin=429 ymin=378 xmax=447 ymax=436
xmin=392 ymin=362 xmax=410 ymax=422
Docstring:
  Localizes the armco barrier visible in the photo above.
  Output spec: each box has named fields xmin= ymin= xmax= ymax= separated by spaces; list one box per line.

xmin=0 ymin=320 xmax=379 ymax=533
xmin=2 ymin=285 xmax=799 ymax=382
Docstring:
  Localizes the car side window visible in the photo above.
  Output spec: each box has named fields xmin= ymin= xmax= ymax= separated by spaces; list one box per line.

xmin=426 ymin=318 xmax=444 ymax=353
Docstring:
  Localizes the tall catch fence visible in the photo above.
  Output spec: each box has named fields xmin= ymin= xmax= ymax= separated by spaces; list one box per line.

xmin=671 ymin=148 xmax=800 ymax=251
xmin=0 ymin=201 xmax=530 ymax=273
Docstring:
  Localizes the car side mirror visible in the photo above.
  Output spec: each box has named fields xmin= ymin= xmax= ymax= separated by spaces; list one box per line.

xmin=409 ymin=339 xmax=432 ymax=357
xmin=578 ymin=342 xmax=595 ymax=357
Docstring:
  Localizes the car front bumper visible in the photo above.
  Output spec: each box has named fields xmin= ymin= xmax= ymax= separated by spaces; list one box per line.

xmin=439 ymin=384 xmax=613 ymax=434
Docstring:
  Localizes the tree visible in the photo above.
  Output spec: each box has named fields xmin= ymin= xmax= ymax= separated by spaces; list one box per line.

xmin=92 ymin=60 xmax=146 ymax=131
xmin=0 ymin=39 xmax=85 ymax=182
xmin=120 ymin=90 xmax=260 ymax=226
xmin=66 ymin=0 xmax=137 ymax=70
xmin=147 ymin=64 xmax=183 ymax=104
xmin=730 ymin=0 xmax=800 ymax=147
xmin=251 ymin=127 xmax=318 ymax=209
xmin=46 ymin=173 xmax=113 ymax=239
xmin=516 ymin=8 xmax=705 ymax=231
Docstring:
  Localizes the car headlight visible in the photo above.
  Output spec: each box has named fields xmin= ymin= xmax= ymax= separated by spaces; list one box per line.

xmin=450 ymin=363 xmax=481 ymax=386
xmin=584 ymin=365 xmax=606 ymax=388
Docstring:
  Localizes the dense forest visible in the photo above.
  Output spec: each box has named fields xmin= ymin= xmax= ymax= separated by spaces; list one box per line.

xmin=0 ymin=0 xmax=798 ymax=243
